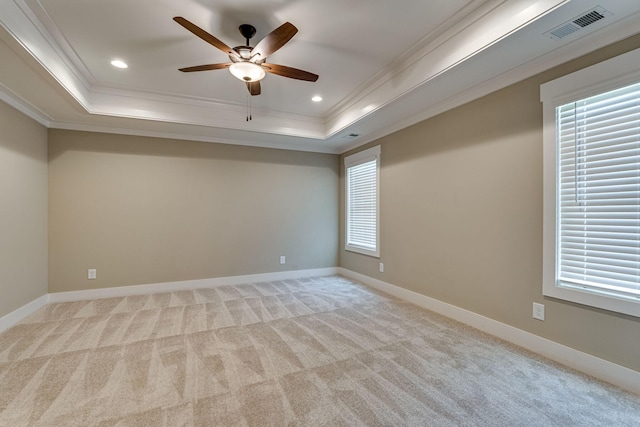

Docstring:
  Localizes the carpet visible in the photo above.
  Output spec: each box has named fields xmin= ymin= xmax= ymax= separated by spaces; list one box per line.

xmin=0 ymin=276 xmax=639 ymax=426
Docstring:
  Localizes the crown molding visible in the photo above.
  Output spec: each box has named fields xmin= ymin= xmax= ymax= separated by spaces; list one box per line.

xmin=50 ymin=120 xmax=340 ymax=154
xmin=0 ymin=81 xmax=52 ymax=126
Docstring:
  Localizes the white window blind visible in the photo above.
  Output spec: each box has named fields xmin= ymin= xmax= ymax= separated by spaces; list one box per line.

xmin=345 ymin=146 xmax=380 ymax=257
xmin=556 ymin=81 xmax=640 ymax=301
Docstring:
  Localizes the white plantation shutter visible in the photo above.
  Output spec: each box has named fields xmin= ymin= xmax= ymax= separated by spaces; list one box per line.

xmin=556 ymin=81 xmax=640 ymax=300
xmin=345 ymin=146 xmax=380 ymax=256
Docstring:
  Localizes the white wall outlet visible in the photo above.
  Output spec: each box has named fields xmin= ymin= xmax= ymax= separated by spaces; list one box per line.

xmin=88 ymin=268 xmax=97 ymax=280
xmin=280 ymin=256 xmax=286 ymax=265
xmin=533 ymin=302 xmax=545 ymax=321
xmin=379 ymin=262 xmax=384 ymax=272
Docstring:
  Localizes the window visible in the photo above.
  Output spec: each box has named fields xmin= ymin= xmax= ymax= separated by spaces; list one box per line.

xmin=541 ymin=48 xmax=640 ymax=317
xmin=345 ymin=145 xmax=380 ymax=257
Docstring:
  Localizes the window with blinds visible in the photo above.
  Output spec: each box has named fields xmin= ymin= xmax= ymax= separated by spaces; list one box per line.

xmin=556 ymin=82 xmax=640 ymax=302
xmin=542 ymin=48 xmax=640 ymax=317
xmin=345 ymin=146 xmax=380 ymax=257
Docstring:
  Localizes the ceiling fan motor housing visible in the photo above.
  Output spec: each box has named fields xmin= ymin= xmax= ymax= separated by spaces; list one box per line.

xmin=239 ymin=24 xmax=256 ymax=45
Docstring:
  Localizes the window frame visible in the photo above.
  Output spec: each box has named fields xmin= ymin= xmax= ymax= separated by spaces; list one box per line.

xmin=344 ymin=145 xmax=381 ymax=258
xmin=541 ymin=47 xmax=640 ymax=318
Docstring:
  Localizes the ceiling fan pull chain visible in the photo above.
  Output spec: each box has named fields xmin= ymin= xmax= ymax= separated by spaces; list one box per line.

xmin=246 ymin=94 xmax=252 ymax=121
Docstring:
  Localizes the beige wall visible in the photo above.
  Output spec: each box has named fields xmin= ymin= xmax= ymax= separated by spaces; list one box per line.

xmin=0 ymin=101 xmax=48 ymax=318
xmin=340 ymin=35 xmax=640 ymax=373
xmin=49 ymin=130 xmax=338 ymax=293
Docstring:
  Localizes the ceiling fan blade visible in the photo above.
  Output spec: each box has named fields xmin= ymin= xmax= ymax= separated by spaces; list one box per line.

xmin=246 ymin=81 xmax=261 ymax=96
xmin=251 ymin=22 xmax=297 ymax=60
xmin=263 ymin=64 xmax=318 ymax=82
xmin=179 ymin=63 xmax=232 ymax=72
xmin=174 ymin=17 xmax=239 ymax=58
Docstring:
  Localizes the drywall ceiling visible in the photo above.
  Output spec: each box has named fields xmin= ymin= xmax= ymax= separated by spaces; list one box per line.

xmin=1 ymin=0 xmax=639 ymax=153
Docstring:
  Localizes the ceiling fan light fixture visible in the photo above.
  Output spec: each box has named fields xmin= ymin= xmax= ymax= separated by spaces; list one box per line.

xmin=229 ymin=62 xmax=266 ymax=82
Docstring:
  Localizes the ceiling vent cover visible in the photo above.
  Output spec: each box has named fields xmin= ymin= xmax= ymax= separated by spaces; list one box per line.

xmin=544 ymin=6 xmax=612 ymax=40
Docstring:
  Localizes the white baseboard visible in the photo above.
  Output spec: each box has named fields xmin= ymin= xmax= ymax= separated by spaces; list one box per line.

xmin=337 ymin=268 xmax=640 ymax=396
xmin=0 ymin=294 xmax=49 ymax=333
xmin=48 ymin=267 xmax=339 ymax=303
xmin=0 ymin=268 xmax=338 ymax=331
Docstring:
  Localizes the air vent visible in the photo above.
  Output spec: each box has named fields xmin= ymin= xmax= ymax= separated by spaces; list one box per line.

xmin=574 ymin=10 xmax=605 ymax=27
xmin=544 ymin=6 xmax=612 ymax=41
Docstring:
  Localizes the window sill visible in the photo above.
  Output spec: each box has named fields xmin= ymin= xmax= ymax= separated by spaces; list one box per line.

xmin=543 ymin=281 xmax=640 ymax=318
xmin=345 ymin=245 xmax=380 ymax=258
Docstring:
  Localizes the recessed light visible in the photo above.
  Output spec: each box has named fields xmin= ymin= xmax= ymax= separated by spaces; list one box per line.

xmin=110 ymin=59 xmax=128 ymax=69
xmin=311 ymin=95 xmax=323 ymax=102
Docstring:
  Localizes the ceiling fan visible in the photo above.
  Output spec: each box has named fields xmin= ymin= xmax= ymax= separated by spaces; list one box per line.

xmin=174 ymin=17 xmax=319 ymax=96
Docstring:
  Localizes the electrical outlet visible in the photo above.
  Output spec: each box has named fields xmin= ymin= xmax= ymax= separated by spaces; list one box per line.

xmin=280 ymin=256 xmax=286 ymax=265
xmin=88 ymin=269 xmax=97 ymax=280
xmin=533 ymin=302 xmax=545 ymax=321
xmin=379 ymin=262 xmax=384 ymax=272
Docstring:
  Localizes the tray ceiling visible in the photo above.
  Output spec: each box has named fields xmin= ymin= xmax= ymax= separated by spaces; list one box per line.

xmin=1 ymin=0 xmax=639 ymax=153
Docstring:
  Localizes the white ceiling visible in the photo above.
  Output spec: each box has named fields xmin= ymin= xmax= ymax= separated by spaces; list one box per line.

xmin=1 ymin=0 xmax=639 ymax=153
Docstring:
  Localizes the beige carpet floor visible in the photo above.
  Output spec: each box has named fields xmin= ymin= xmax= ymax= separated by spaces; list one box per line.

xmin=1 ymin=275 xmax=639 ymax=426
